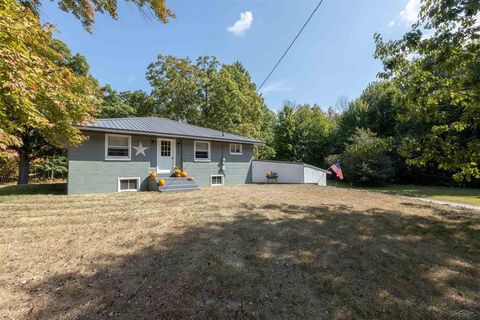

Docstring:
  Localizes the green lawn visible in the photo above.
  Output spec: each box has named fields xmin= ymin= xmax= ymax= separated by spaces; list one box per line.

xmin=0 ymin=182 xmax=66 ymax=199
xmin=1 ymin=184 xmax=479 ymax=319
xmin=329 ymin=181 xmax=480 ymax=206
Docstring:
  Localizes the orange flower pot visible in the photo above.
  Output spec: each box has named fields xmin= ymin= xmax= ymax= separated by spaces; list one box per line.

xmin=180 ymin=171 xmax=188 ymax=177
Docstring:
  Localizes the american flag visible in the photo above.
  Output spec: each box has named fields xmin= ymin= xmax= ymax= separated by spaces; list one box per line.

xmin=330 ymin=161 xmax=344 ymax=180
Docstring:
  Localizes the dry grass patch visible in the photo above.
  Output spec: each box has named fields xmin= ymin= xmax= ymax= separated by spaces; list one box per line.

xmin=1 ymin=184 xmax=479 ymax=319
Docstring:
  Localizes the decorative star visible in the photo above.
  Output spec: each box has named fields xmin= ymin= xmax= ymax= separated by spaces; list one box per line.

xmin=133 ymin=141 xmax=149 ymax=156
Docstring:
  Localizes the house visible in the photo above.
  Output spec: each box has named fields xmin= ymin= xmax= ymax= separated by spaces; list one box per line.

xmin=67 ymin=117 xmax=263 ymax=194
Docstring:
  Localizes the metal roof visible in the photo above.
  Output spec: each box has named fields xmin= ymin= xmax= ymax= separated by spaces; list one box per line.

xmin=78 ymin=117 xmax=263 ymax=144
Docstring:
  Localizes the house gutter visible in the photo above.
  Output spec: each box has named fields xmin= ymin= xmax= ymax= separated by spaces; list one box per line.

xmin=252 ymin=159 xmax=332 ymax=174
xmin=77 ymin=126 xmax=265 ymax=145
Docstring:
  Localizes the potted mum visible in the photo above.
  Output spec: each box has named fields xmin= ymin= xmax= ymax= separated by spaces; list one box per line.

xmin=174 ymin=166 xmax=182 ymax=177
xmin=265 ymin=171 xmax=278 ymax=183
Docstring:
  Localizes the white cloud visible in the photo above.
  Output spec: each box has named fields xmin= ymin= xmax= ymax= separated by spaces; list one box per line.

xmin=399 ymin=0 xmax=420 ymax=25
xmin=227 ymin=11 xmax=253 ymax=36
xmin=259 ymin=80 xmax=293 ymax=95
xmin=127 ymin=73 xmax=136 ymax=83
xmin=389 ymin=0 xmax=420 ymax=27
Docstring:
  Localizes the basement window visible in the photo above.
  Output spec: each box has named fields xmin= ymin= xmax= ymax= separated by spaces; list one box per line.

xmin=117 ymin=177 xmax=140 ymax=192
xmin=211 ymin=175 xmax=224 ymax=186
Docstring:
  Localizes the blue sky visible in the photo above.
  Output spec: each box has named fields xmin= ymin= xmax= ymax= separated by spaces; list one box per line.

xmin=41 ymin=0 xmax=419 ymax=111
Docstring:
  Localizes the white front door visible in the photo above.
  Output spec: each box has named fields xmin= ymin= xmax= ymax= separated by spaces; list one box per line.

xmin=157 ymin=138 xmax=176 ymax=174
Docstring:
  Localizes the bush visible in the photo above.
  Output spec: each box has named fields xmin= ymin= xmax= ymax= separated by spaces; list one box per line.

xmin=341 ymin=128 xmax=394 ymax=186
xmin=0 ymin=155 xmax=17 ymax=182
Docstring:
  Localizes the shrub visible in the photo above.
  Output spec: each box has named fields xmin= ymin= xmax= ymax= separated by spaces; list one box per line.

xmin=341 ymin=128 xmax=394 ymax=186
xmin=0 ymin=155 xmax=17 ymax=182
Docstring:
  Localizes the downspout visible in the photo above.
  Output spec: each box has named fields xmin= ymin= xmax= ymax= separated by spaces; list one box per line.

xmin=221 ymin=131 xmax=226 ymax=178
xmin=179 ymin=139 xmax=183 ymax=169
xmin=221 ymin=141 xmax=226 ymax=176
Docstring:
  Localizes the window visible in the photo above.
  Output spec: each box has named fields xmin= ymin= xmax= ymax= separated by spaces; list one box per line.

xmin=105 ymin=134 xmax=131 ymax=160
xmin=117 ymin=177 xmax=140 ymax=192
xmin=211 ymin=175 xmax=224 ymax=186
xmin=229 ymin=143 xmax=242 ymax=155
xmin=160 ymin=140 xmax=171 ymax=157
xmin=194 ymin=141 xmax=210 ymax=161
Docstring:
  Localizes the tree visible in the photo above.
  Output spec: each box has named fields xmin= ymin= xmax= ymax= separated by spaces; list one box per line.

xmin=374 ymin=0 xmax=480 ymax=182
xmin=99 ymin=85 xmax=136 ymax=118
xmin=0 ymin=0 xmax=99 ymax=184
xmin=208 ymin=62 xmax=266 ymax=138
xmin=340 ymin=128 xmax=394 ymax=186
xmin=255 ymin=108 xmax=277 ymax=160
xmin=274 ymin=104 xmax=298 ymax=161
xmin=121 ymin=90 xmax=156 ymax=117
xmin=147 ymin=55 xmax=202 ymax=124
xmin=273 ymin=102 xmax=335 ymax=167
xmin=334 ymin=95 xmax=349 ymax=113
xmin=335 ymin=81 xmax=401 ymax=150
xmin=20 ymin=0 xmax=175 ymax=32
xmin=40 ymin=154 xmax=68 ymax=179
xmin=146 ymin=55 xmax=270 ymax=141
xmin=294 ymin=104 xmax=335 ymax=166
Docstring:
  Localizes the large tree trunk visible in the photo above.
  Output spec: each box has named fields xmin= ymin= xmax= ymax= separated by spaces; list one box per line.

xmin=17 ymin=149 xmax=30 ymax=185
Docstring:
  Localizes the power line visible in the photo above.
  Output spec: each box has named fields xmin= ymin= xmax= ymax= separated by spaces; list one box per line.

xmin=257 ymin=0 xmax=325 ymax=92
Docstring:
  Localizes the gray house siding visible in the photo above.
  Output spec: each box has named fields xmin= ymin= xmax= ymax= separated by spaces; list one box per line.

xmin=180 ymin=140 xmax=253 ymax=186
xmin=223 ymin=144 xmax=253 ymax=185
xmin=68 ymin=132 xmax=253 ymax=194
xmin=68 ymin=132 xmax=154 ymax=194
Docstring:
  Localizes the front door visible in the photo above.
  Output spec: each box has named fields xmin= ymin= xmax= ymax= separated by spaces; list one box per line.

xmin=157 ymin=138 xmax=176 ymax=174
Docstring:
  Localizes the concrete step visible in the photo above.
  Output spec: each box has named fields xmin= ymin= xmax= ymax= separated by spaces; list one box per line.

xmin=159 ymin=187 xmax=199 ymax=193
xmin=162 ymin=180 xmax=196 ymax=186
xmin=157 ymin=179 xmax=196 ymax=187
xmin=148 ymin=177 xmax=199 ymax=192
xmin=158 ymin=183 xmax=199 ymax=192
xmin=156 ymin=176 xmax=190 ymax=182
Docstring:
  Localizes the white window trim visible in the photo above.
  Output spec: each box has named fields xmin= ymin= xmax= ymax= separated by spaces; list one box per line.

xmin=194 ymin=140 xmax=211 ymax=162
xmin=210 ymin=174 xmax=224 ymax=186
xmin=105 ymin=134 xmax=131 ymax=161
xmin=117 ymin=177 xmax=140 ymax=192
xmin=229 ymin=143 xmax=243 ymax=155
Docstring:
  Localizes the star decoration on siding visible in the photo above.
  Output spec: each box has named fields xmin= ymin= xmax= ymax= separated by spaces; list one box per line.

xmin=133 ymin=142 xmax=148 ymax=156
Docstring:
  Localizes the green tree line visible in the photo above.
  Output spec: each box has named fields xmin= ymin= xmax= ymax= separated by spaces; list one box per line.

xmin=1 ymin=0 xmax=478 ymax=187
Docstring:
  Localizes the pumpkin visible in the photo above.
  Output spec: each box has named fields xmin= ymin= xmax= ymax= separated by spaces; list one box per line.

xmin=175 ymin=172 xmax=182 ymax=177
xmin=158 ymin=179 xmax=166 ymax=186
xmin=180 ymin=171 xmax=188 ymax=177
xmin=149 ymin=172 xmax=157 ymax=179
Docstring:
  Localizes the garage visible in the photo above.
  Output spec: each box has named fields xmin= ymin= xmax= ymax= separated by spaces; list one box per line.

xmin=251 ymin=160 xmax=331 ymax=186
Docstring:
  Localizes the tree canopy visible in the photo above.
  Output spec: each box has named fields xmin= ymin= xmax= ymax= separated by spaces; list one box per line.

xmin=0 ymin=0 xmax=99 ymax=182
xmin=273 ymin=102 xmax=335 ymax=167
xmin=146 ymin=55 xmax=270 ymax=140
xmin=20 ymin=0 xmax=175 ymax=32
xmin=374 ymin=0 xmax=480 ymax=182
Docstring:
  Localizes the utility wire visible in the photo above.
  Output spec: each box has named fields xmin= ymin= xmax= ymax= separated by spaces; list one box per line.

xmin=257 ymin=0 xmax=325 ymax=92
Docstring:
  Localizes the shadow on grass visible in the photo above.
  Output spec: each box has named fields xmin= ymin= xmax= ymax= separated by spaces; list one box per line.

xmin=24 ymin=203 xmax=480 ymax=319
xmin=0 ymin=183 xmax=66 ymax=197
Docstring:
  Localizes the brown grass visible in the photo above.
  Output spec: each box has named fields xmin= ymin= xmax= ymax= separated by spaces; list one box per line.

xmin=1 ymin=184 xmax=479 ymax=319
